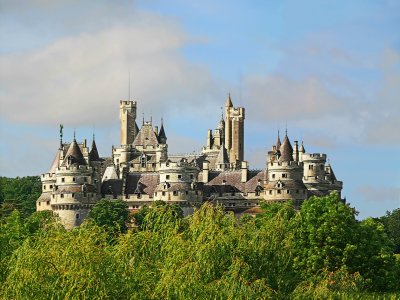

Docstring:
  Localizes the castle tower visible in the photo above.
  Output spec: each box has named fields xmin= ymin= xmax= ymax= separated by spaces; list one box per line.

xmin=120 ymin=100 xmax=137 ymax=146
xmin=224 ymin=94 xmax=245 ymax=164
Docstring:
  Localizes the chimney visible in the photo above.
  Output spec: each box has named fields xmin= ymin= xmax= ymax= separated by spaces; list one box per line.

xmin=203 ymin=161 xmax=209 ymax=183
xmin=207 ymin=130 xmax=212 ymax=149
xmin=293 ymin=141 xmax=299 ymax=161
xmin=155 ymin=126 xmax=159 ymax=135
xmin=241 ymin=161 xmax=248 ymax=183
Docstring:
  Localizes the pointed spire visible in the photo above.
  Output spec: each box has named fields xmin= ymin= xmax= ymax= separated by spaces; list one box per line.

xmin=276 ymin=130 xmax=281 ymax=151
xmin=225 ymin=93 xmax=233 ymax=107
xmin=158 ymin=118 xmax=167 ymax=144
xmin=89 ymin=138 xmax=100 ymax=161
xmin=48 ymin=150 xmax=61 ymax=174
xmin=74 ymin=128 xmax=76 ymax=140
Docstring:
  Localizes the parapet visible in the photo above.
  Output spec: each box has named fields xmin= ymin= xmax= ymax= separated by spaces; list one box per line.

xmin=301 ymin=153 xmax=327 ymax=162
xmin=119 ymin=100 xmax=137 ymax=108
xmin=269 ymin=161 xmax=303 ymax=168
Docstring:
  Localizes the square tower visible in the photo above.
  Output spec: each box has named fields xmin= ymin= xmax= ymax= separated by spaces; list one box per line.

xmin=224 ymin=95 xmax=245 ymax=163
xmin=120 ymin=100 xmax=137 ymax=146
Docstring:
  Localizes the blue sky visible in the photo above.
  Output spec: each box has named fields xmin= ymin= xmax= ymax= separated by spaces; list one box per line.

xmin=0 ymin=0 xmax=399 ymax=219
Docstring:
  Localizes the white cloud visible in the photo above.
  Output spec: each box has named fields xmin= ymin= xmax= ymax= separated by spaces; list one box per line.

xmin=354 ymin=184 xmax=400 ymax=204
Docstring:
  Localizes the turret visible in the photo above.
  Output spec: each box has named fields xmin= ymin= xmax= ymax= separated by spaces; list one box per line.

xmin=224 ymin=94 xmax=245 ymax=163
xmin=158 ymin=119 xmax=167 ymax=144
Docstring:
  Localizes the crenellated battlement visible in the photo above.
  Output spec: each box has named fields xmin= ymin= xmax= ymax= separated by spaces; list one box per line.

xmin=119 ymin=100 xmax=137 ymax=108
xmin=302 ymin=153 xmax=327 ymax=161
xmin=57 ymin=165 xmax=93 ymax=173
xmin=270 ymin=160 xmax=303 ymax=168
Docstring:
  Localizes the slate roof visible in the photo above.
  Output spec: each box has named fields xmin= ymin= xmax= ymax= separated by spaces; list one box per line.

xmin=48 ymin=150 xmax=61 ymax=174
xmin=101 ymin=179 xmax=123 ymax=198
xmin=89 ymin=140 xmax=100 ymax=161
xmin=37 ymin=193 xmax=51 ymax=202
xmin=202 ymin=170 xmax=266 ymax=196
xmin=330 ymin=167 xmax=337 ymax=181
xmin=158 ymin=123 xmax=167 ymax=143
xmin=55 ymin=184 xmax=97 ymax=194
xmin=278 ymin=134 xmax=293 ymax=163
xmin=100 ymin=158 xmax=113 ymax=177
xmin=265 ymin=180 xmax=307 ymax=190
xmin=125 ymin=173 xmax=160 ymax=197
xmin=276 ymin=134 xmax=281 ymax=151
xmin=133 ymin=125 xmax=159 ymax=147
xmin=60 ymin=139 xmax=87 ymax=167
xmin=154 ymin=182 xmax=193 ymax=192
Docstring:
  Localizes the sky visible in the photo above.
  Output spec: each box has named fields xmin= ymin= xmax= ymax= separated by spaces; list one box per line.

xmin=0 ymin=0 xmax=399 ymax=219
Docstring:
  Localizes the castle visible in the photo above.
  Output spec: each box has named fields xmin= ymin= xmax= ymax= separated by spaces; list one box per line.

xmin=37 ymin=95 xmax=344 ymax=229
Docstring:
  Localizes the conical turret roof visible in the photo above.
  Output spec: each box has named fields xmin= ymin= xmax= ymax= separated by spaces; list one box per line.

xmin=299 ymin=141 xmax=305 ymax=153
xmin=216 ymin=117 xmax=225 ymax=130
xmin=48 ymin=150 xmax=61 ymax=174
xmin=225 ymin=93 xmax=233 ymax=107
xmin=89 ymin=139 xmax=100 ymax=161
xmin=278 ymin=133 xmax=293 ymax=163
xmin=60 ymin=138 xmax=87 ymax=166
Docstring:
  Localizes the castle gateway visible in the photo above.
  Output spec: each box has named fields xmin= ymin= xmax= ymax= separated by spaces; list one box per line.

xmin=37 ymin=95 xmax=343 ymax=229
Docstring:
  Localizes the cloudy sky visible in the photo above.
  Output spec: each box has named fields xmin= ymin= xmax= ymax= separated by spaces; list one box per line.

xmin=0 ymin=0 xmax=399 ymax=219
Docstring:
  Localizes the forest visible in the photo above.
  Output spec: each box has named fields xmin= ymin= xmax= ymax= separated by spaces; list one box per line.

xmin=0 ymin=176 xmax=399 ymax=299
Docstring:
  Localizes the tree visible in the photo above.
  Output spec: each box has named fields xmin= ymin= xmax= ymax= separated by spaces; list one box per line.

xmin=88 ymin=199 xmax=130 ymax=234
xmin=292 ymin=191 xmax=397 ymax=291
xmin=379 ymin=208 xmax=400 ymax=254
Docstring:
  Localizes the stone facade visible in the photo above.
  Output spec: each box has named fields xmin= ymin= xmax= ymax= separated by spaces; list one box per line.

xmin=37 ymin=94 xmax=344 ymax=228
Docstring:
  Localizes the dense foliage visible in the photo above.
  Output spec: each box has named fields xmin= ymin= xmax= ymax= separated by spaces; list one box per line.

xmin=88 ymin=199 xmax=131 ymax=234
xmin=0 ymin=176 xmax=41 ymax=219
xmin=378 ymin=208 xmax=400 ymax=254
xmin=0 ymin=193 xmax=399 ymax=299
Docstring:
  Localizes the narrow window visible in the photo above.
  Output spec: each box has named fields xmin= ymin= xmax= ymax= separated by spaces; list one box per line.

xmin=61 ymin=178 xmax=65 ymax=182
xmin=47 ymin=201 xmax=50 ymax=205
xmin=287 ymin=190 xmax=290 ymax=194
xmin=277 ymin=190 xmax=281 ymax=194
xmin=131 ymin=164 xmax=133 ymax=167
xmin=162 ymin=191 xmax=165 ymax=196
xmin=94 ymin=179 xmax=97 ymax=184
xmin=166 ymin=175 xmax=170 ymax=180
xmin=44 ymin=185 xmax=46 ymax=190
xmin=73 ymin=177 xmax=76 ymax=182
xmin=39 ymin=202 xmax=41 ymax=206
xmin=185 ymin=191 xmax=188 ymax=195
xmin=173 ymin=191 xmax=177 ymax=196
xmin=269 ymin=190 xmax=272 ymax=195
xmin=60 ymin=194 xmax=64 ymax=198
xmin=282 ymin=174 xmax=286 ymax=178
xmin=190 ymin=175 xmax=193 ymax=179
xmin=141 ymin=157 xmax=146 ymax=168
xmin=272 ymin=174 xmax=275 ymax=179
xmin=76 ymin=214 xmax=79 ymax=219
xmin=72 ymin=193 xmax=75 ymax=197
xmin=93 ymin=167 xmax=96 ymax=171
xmin=50 ymin=185 xmax=53 ymax=189
xmin=178 ymin=174 xmax=182 ymax=179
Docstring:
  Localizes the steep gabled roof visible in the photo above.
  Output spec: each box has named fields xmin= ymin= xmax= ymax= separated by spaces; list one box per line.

xmin=133 ymin=124 xmax=159 ymax=147
xmin=60 ymin=139 xmax=87 ymax=166
xmin=89 ymin=140 xmax=100 ymax=161
xmin=278 ymin=134 xmax=293 ymax=163
xmin=48 ymin=150 xmax=61 ymax=174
